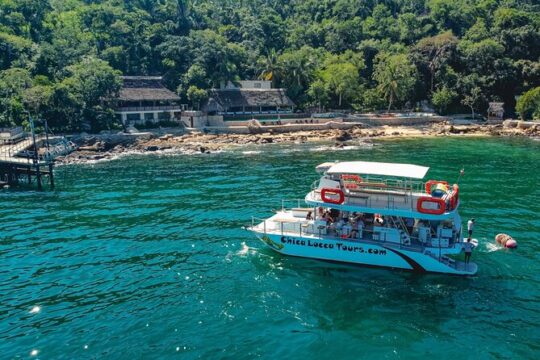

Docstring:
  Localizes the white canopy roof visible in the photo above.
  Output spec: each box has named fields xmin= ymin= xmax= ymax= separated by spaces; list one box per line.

xmin=325 ymin=161 xmax=429 ymax=179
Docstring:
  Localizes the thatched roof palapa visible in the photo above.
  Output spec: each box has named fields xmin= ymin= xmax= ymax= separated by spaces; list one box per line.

xmin=118 ymin=76 xmax=180 ymax=102
xmin=488 ymin=102 xmax=504 ymax=113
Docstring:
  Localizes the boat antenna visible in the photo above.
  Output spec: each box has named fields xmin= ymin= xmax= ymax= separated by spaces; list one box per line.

xmin=456 ymin=167 xmax=464 ymax=184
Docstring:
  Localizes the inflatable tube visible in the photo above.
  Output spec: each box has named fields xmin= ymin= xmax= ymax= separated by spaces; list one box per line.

xmin=495 ymin=233 xmax=517 ymax=248
xmin=426 ymin=180 xmax=449 ymax=194
xmin=321 ymin=188 xmax=345 ymax=204
xmin=432 ymin=182 xmax=450 ymax=198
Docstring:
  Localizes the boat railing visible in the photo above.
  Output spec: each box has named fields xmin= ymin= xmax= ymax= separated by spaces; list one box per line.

xmin=314 ymin=175 xmax=426 ymax=193
xmin=251 ymin=216 xmax=268 ymax=235
xmin=263 ymin=216 xmax=434 ymax=253
xmin=281 ymin=199 xmax=306 ymax=211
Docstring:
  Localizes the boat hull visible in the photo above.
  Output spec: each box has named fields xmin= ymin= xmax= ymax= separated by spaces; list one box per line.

xmin=254 ymin=232 xmax=477 ymax=275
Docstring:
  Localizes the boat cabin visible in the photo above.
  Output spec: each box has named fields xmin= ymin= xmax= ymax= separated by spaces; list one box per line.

xmin=308 ymin=161 xmax=459 ymax=218
xmin=298 ymin=161 xmax=463 ymax=249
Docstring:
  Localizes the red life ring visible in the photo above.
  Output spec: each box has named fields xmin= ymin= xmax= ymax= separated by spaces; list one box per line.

xmin=425 ymin=180 xmax=449 ymax=194
xmin=321 ymin=188 xmax=345 ymax=204
xmin=417 ymin=196 xmax=446 ymax=215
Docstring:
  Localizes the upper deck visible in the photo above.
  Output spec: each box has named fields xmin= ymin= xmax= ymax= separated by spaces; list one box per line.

xmin=305 ymin=161 xmax=460 ymax=220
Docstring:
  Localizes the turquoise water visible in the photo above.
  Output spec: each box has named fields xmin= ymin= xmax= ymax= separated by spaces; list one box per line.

xmin=1 ymin=137 xmax=539 ymax=359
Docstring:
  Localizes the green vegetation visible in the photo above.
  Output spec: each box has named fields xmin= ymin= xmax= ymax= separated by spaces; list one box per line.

xmin=516 ymin=86 xmax=540 ymax=120
xmin=0 ymin=0 xmax=539 ymax=131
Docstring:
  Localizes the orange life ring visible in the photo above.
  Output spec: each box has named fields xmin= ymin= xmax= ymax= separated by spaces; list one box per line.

xmin=417 ymin=196 xmax=446 ymax=215
xmin=321 ymin=188 xmax=345 ymax=204
xmin=425 ymin=180 xmax=449 ymax=194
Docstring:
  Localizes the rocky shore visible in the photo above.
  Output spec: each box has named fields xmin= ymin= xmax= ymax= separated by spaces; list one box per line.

xmin=56 ymin=120 xmax=539 ymax=165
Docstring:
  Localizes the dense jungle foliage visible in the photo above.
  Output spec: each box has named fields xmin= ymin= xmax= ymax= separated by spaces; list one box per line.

xmin=1 ymin=0 xmax=539 ymax=131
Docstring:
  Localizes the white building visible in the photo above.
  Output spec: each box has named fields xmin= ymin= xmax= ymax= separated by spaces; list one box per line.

xmin=221 ymin=80 xmax=272 ymax=90
xmin=115 ymin=76 xmax=184 ymax=125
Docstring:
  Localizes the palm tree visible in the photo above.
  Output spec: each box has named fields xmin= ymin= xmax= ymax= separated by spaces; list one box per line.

xmin=379 ymin=78 xmax=399 ymax=113
xmin=258 ymin=49 xmax=280 ymax=87
xmin=374 ymin=53 xmax=416 ymax=112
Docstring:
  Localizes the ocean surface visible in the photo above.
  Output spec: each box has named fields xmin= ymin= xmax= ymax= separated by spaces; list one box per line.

xmin=1 ymin=137 xmax=539 ymax=359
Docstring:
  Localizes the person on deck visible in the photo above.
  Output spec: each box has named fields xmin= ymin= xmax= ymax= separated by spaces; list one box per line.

xmin=317 ymin=207 xmax=324 ymax=219
xmin=405 ymin=217 xmax=414 ymax=234
xmin=323 ymin=211 xmax=334 ymax=224
xmin=306 ymin=211 xmax=313 ymax=220
xmin=467 ymin=218 xmax=476 ymax=238
xmin=349 ymin=217 xmax=364 ymax=239
xmin=463 ymin=238 xmax=473 ymax=264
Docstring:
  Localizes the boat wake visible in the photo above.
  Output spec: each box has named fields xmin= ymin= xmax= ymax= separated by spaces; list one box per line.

xmin=485 ymin=242 xmax=503 ymax=252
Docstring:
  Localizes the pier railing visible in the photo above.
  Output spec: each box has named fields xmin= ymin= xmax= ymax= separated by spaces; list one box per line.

xmin=0 ymin=135 xmax=75 ymax=165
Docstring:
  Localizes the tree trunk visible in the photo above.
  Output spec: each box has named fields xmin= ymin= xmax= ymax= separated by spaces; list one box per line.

xmin=430 ymin=66 xmax=435 ymax=93
xmin=387 ymin=93 xmax=393 ymax=113
xmin=470 ymin=106 xmax=474 ymax=120
xmin=339 ymin=93 xmax=342 ymax=107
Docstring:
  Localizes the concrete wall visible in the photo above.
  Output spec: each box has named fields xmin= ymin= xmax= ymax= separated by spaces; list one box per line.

xmin=348 ymin=115 xmax=447 ymax=126
xmin=205 ymin=121 xmax=361 ymax=134
xmin=207 ymin=115 xmax=225 ymax=127
xmin=224 ymin=118 xmax=343 ymax=127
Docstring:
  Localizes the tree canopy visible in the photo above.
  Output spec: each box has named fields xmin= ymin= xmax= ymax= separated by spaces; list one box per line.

xmin=0 ymin=0 xmax=539 ymax=130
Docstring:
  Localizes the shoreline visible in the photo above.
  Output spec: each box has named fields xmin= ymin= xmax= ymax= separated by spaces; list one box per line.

xmin=56 ymin=121 xmax=539 ymax=165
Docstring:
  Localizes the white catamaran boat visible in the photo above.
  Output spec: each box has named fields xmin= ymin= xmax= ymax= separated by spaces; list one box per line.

xmin=248 ymin=161 xmax=478 ymax=275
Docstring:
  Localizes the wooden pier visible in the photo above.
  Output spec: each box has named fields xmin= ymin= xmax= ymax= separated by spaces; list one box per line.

xmin=0 ymin=130 xmax=74 ymax=190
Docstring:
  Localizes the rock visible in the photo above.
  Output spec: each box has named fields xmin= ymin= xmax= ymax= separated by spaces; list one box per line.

xmin=199 ymin=146 xmax=206 ymax=153
xmin=503 ymin=120 xmax=518 ymax=128
xmin=247 ymin=119 xmax=264 ymax=134
xmin=159 ymin=134 xmax=174 ymax=140
xmin=145 ymin=145 xmax=160 ymax=151
xmin=517 ymin=120 xmax=536 ymax=130
xmin=334 ymin=130 xmax=352 ymax=141
xmin=78 ymin=146 xmax=97 ymax=152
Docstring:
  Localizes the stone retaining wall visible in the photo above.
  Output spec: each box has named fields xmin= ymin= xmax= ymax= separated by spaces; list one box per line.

xmin=348 ymin=116 xmax=447 ymax=126
xmin=205 ymin=121 xmax=363 ymax=134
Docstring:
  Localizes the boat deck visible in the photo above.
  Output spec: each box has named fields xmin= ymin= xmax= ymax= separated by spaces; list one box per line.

xmin=254 ymin=210 xmax=460 ymax=254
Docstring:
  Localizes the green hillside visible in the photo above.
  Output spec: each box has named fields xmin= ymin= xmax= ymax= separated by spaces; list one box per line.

xmin=1 ymin=0 xmax=539 ymax=130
